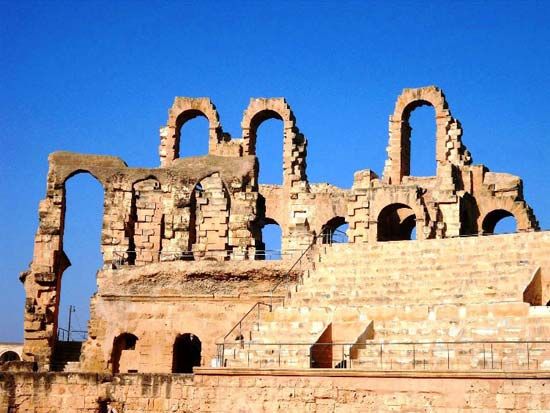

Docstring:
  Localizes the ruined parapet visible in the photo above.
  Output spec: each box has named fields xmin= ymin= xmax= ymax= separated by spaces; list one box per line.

xmin=159 ymin=97 xmax=227 ymax=166
xmin=21 ymin=151 xmax=258 ymax=369
xmin=382 ymin=86 xmax=471 ymax=185
xmin=20 ymin=87 xmax=542 ymax=372
xmin=241 ymin=98 xmax=308 ymax=191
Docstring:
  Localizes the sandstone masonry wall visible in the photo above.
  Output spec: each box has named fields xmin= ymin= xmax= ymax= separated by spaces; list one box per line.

xmin=2 ymin=370 xmax=550 ymax=413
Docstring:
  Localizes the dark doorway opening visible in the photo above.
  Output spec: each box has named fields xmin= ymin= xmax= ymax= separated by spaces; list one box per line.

xmin=111 ymin=333 xmax=138 ymax=374
xmin=377 ymin=203 xmax=417 ymax=241
xmin=172 ymin=333 xmax=202 ymax=373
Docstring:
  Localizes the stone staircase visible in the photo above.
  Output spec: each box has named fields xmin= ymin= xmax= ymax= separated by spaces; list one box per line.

xmin=51 ymin=341 xmax=83 ymax=372
xmin=220 ymin=232 xmax=550 ymax=370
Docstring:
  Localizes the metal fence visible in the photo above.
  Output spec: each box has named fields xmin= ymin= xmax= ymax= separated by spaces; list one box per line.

xmin=217 ymin=340 xmax=550 ymax=371
xmin=112 ymin=248 xmax=304 ymax=266
xmin=57 ymin=327 xmax=88 ymax=342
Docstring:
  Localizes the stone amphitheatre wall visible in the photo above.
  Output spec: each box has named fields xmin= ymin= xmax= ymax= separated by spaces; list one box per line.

xmin=2 ymin=370 xmax=550 ymax=413
xmin=19 ymin=86 xmax=541 ymax=374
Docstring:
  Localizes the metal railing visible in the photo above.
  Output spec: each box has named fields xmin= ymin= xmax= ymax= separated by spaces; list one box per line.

xmin=57 ymin=327 xmax=87 ymax=342
xmin=112 ymin=248 xmax=304 ymax=266
xmin=219 ymin=228 xmax=349 ymax=352
xmin=217 ymin=340 xmax=550 ymax=371
xmin=269 ymin=228 xmax=348 ymax=307
xmin=222 ymin=302 xmax=273 ymax=344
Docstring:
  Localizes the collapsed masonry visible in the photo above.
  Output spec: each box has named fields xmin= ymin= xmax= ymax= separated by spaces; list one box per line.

xmin=19 ymin=86 xmax=541 ymax=372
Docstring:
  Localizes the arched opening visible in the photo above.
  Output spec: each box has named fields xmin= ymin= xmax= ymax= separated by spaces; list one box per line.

xmin=172 ymin=333 xmax=202 ymax=373
xmin=408 ymin=104 xmax=436 ymax=177
xmin=257 ymin=218 xmax=282 ymax=259
xmin=175 ymin=110 xmax=210 ymax=158
xmin=58 ymin=172 xmax=103 ymax=342
xmin=404 ymin=102 xmax=437 ymax=177
xmin=111 ymin=333 xmax=138 ymax=374
xmin=482 ymin=210 xmax=517 ymax=234
xmin=321 ymin=217 xmax=348 ymax=243
xmin=377 ymin=203 xmax=417 ymax=241
xmin=0 ymin=351 xmax=21 ymax=363
xmin=251 ymin=111 xmax=284 ymax=185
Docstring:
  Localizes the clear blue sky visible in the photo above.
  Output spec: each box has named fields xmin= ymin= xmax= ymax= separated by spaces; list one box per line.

xmin=1 ymin=1 xmax=549 ymax=342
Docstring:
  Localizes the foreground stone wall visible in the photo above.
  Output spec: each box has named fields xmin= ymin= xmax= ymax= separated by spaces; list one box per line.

xmin=1 ymin=370 xmax=549 ymax=412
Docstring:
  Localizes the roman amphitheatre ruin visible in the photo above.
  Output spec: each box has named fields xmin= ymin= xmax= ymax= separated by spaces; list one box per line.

xmin=1 ymin=86 xmax=549 ymax=412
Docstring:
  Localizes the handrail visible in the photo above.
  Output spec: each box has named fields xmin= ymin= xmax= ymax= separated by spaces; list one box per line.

xmin=221 ymin=228 xmax=347 ymax=347
xmin=57 ymin=327 xmax=88 ymax=342
xmin=112 ymin=248 xmax=304 ymax=266
xmin=219 ymin=339 xmax=550 ymax=346
xmin=269 ymin=228 xmax=339 ymax=307
xmin=216 ymin=339 xmax=550 ymax=370
xmin=222 ymin=302 xmax=272 ymax=343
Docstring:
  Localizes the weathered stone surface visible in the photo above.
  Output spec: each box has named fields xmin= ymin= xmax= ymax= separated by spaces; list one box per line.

xmin=12 ymin=86 xmax=547 ymax=411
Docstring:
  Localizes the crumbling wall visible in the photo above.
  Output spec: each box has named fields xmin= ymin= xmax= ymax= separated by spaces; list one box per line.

xmin=21 ymin=86 xmax=541 ymax=372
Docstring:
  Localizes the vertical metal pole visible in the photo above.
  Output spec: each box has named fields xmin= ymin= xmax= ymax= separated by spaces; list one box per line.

xmin=67 ymin=305 xmax=74 ymax=341
xmin=483 ymin=344 xmax=486 ymax=369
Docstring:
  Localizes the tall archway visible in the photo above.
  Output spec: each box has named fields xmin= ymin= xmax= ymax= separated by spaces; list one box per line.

xmin=172 ymin=333 xmax=202 ymax=373
xmin=241 ymin=98 xmax=307 ymax=188
xmin=57 ymin=172 xmax=104 ymax=342
xmin=382 ymin=86 xmax=470 ymax=184
xmin=377 ymin=203 xmax=417 ymax=241
xmin=321 ymin=217 xmax=348 ymax=244
xmin=407 ymin=104 xmax=437 ymax=177
xmin=482 ymin=209 xmax=517 ymax=234
xmin=174 ymin=110 xmax=210 ymax=158
xmin=160 ymin=97 xmax=222 ymax=166
xmin=253 ymin=114 xmax=284 ymax=184
xmin=110 ymin=333 xmax=138 ymax=374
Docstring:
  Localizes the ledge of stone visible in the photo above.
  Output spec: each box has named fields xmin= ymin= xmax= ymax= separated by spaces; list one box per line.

xmin=194 ymin=367 xmax=550 ymax=379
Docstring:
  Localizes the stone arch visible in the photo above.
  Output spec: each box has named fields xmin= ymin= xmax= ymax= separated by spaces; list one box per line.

xmin=172 ymin=333 xmax=202 ymax=373
xmin=0 ymin=351 xmax=21 ymax=363
xmin=377 ymin=203 xmax=418 ymax=241
xmin=51 ymin=170 xmax=105 ymax=342
xmin=382 ymin=86 xmax=471 ymax=184
xmin=160 ymin=97 xmax=222 ymax=166
xmin=62 ymin=169 xmax=104 ymax=186
xmin=22 ymin=154 xmax=124 ymax=369
xmin=256 ymin=217 xmax=283 ymax=259
xmin=110 ymin=332 xmax=138 ymax=374
xmin=478 ymin=197 xmax=538 ymax=234
xmin=481 ymin=209 xmax=516 ymax=234
xmin=241 ymin=98 xmax=307 ymax=188
xmin=320 ymin=216 xmax=348 ymax=244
